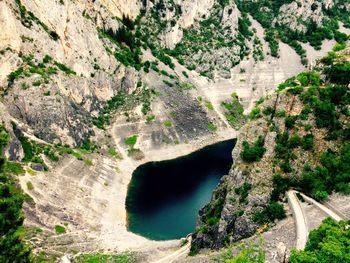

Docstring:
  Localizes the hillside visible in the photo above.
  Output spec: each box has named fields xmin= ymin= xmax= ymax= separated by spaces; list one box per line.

xmin=191 ymin=45 xmax=350 ymax=260
xmin=0 ymin=0 xmax=349 ymax=262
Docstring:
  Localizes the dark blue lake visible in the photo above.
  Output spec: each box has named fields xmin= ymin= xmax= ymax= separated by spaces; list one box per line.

xmin=125 ymin=139 xmax=236 ymax=240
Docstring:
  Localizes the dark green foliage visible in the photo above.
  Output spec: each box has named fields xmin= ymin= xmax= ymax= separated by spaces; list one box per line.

xmin=278 ymin=72 xmax=320 ymax=91
xmin=264 ymin=29 xmax=279 ymax=57
xmin=301 ymin=134 xmax=314 ymax=151
xmin=288 ymin=135 xmax=301 ymax=149
xmin=271 ymin=174 xmax=297 ymax=201
xmin=7 ymin=54 xmax=73 ymax=86
xmin=285 ymin=116 xmax=297 ymax=129
xmin=334 ymin=31 xmax=348 ymax=44
xmin=289 ymin=218 xmax=350 ymax=263
xmin=124 ymin=135 xmax=137 ymax=147
xmin=54 ymin=225 xmax=66 ymax=234
xmin=240 ymin=136 xmax=266 ymax=162
xmin=235 ymin=182 xmax=252 ymax=203
xmin=299 ymin=144 xmax=350 ymax=200
xmin=280 ymin=160 xmax=293 ymax=173
xmin=324 ymin=61 xmax=350 ymax=86
xmin=249 ymin=108 xmax=262 ymax=119
xmin=253 ymin=201 xmax=286 ymax=224
xmin=262 ymin=106 xmax=275 ymax=116
xmin=98 ymin=28 xmax=142 ymax=70
xmin=92 ymin=92 xmax=126 ymax=129
xmin=0 ymin=125 xmax=31 ymax=262
xmin=238 ymin=13 xmax=253 ymax=40
xmin=14 ymin=126 xmax=55 ymax=168
xmin=221 ymin=93 xmax=246 ymax=127
xmin=236 ymin=0 xmax=347 ymax=62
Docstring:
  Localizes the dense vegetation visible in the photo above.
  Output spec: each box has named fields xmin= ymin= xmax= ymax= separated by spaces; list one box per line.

xmin=240 ymin=47 xmax=350 ymax=233
xmin=236 ymin=0 xmax=349 ymax=63
xmin=289 ymin=218 xmax=350 ymax=263
xmin=7 ymin=54 xmax=75 ymax=88
xmin=221 ymin=93 xmax=246 ymax=129
xmin=0 ymin=125 xmax=31 ymax=262
xmin=240 ymin=136 xmax=266 ymax=162
xmin=271 ymin=53 xmax=350 ymax=201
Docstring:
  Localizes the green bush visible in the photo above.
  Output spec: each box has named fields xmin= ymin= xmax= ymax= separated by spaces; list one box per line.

xmin=124 ymin=135 xmax=137 ymax=147
xmin=253 ymin=201 xmax=286 ymax=224
xmin=0 ymin=125 xmax=32 ymax=262
xmin=285 ymin=116 xmax=297 ymax=129
xmin=249 ymin=108 xmax=262 ymax=119
xmin=289 ymin=218 xmax=350 ymax=263
xmin=54 ymin=225 xmax=66 ymax=234
xmin=235 ymin=182 xmax=252 ymax=203
xmin=240 ymin=136 xmax=266 ymax=162
xmin=207 ymin=122 xmax=217 ymax=131
xmin=301 ymin=134 xmax=314 ymax=151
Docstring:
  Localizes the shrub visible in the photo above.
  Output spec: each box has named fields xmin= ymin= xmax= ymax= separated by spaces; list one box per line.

xmin=301 ymin=134 xmax=314 ymax=151
xmin=253 ymin=201 xmax=286 ymax=224
xmin=285 ymin=116 xmax=297 ymax=129
xmin=235 ymin=182 xmax=252 ymax=203
xmin=249 ymin=108 xmax=262 ymax=119
xmin=164 ymin=121 xmax=172 ymax=128
xmin=207 ymin=122 xmax=217 ymax=131
xmin=54 ymin=225 xmax=66 ymax=234
xmin=240 ymin=136 xmax=266 ymax=162
xmin=84 ymin=159 xmax=93 ymax=166
xmin=313 ymin=191 xmax=328 ymax=201
xmin=289 ymin=218 xmax=350 ymax=263
xmin=124 ymin=135 xmax=137 ymax=147
xmin=204 ymin=101 xmax=214 ymax=110
xmin=325 ymin=61 xmax=350 ymax=86
xmin=262 ymin=106 xmax=275 ymax=116
xmin=26 ymin=181 xmax=34 ymax=190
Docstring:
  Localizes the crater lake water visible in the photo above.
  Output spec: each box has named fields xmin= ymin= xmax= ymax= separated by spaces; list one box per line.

xmin=126 ymin=139 xmax=236 ymax=240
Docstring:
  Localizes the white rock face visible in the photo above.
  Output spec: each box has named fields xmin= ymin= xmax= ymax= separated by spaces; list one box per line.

xmin=162 ymin=23 xmax=184 ymax=49
xmin=275 ymin=0 xmax=333 ymax=32
xmin=160 ymin=0 xmax=216 ymax=48
xmin=177 ymin=0 xmax=215 ymax=28
xmin=0 ymin=2 xmax=22 ymax=51
xmin=82 ymin=0 xmax=141 ymax=19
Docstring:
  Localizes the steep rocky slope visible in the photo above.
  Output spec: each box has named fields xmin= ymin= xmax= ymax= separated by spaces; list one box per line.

xmin=192 ymin=46 xmax=350 ymax=253
xmin=0 ymin=0 xmax=349 ymax=262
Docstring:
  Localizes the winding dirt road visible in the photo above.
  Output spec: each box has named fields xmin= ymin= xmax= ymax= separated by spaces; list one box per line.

xmin=151 ymin=237 xmax=192 ymax=263
xmin=286 ymin=190 xmax=308 ymax=250
xmin=287 ymin=190 xmax=347 ymax=250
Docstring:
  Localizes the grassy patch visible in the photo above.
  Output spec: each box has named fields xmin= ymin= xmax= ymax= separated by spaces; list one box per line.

xmin=84 ymin=159 xmax=93 ymax=166
xmin=108 ymin=148 xmax=122 ymax=159
xmin=54 ymin=225 xmax=66 ymax=235
xmin=124 ymin=135 xmax=137 ymax=147
xmin=75 ymin=253 xmax=135 ymax=263
xmin=4 ymin=162 xmax=25 ymax=175
xmin=207 ymin=122 xmax=217 ymax=131
xmin=204 ymin=100 xmax=214 ymax=111
xmin=26 ymin=181 xmax=34 ymax=190
xmin=164 ymin=121 xmax=172 ymax=128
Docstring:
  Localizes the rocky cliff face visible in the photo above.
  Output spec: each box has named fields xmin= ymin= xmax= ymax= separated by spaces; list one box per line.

xmin=1 ymin=0 xmax=346 ymax=147
xmin=0 ymin=0 xmax=349 ymax=259
xmin=192 ymin=47 xmax=350 ymax=251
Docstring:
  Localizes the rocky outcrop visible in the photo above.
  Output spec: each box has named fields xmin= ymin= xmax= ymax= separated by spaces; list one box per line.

xmin=192 ymin=46 xmax=350 ymax=251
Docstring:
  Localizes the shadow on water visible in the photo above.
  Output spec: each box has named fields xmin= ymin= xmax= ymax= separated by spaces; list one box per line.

xmin=126 ymin=139 xmax=236 ymax=240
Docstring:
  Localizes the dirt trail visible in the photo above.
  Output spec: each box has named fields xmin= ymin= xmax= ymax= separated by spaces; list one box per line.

xmin=299 ymin=192 xmax=345 ymax=222
xmin=287 ymin=190 xmax=308 ymax=250
xmin=152 ymin=237 xmax=192 ymax=263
